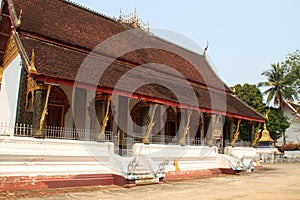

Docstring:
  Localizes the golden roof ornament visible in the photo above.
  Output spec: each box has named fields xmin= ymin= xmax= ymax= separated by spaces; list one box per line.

xmin=16 ymin=9 xmax=23 ymax=28
xmin=118 ymin=8 xmax=150 ymax=33
xmin=119 ymin=9 xmax=124 ymax=23
xmin=29 ymin=49 xmax=37 ymax=75
xmin=232 ymin=84 xmax=237 ymax=95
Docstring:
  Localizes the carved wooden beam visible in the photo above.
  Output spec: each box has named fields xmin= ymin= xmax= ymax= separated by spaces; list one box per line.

xmin=98 ymin=94 xmax=112 ymax=141
xmin=230 ymin=118 xmax=242 ymax=146
xmin=207 ymin=114 xmax=221 ymax=146
xmin=179 ymin=110 xmax=193 ymax=145
xmin=142 ymin=104 xmax=158 ymax=144
xmin=251 ymin=123 xmax=262 ymax=147
xmin=35 ymin=84 xmax=52 ymax=137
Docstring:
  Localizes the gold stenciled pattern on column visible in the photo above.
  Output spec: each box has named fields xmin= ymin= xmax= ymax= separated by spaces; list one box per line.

xmin=25 ymin=76 xmax=49 ymax=110
xmin=25 ymin=77 xmax=37 ymax=110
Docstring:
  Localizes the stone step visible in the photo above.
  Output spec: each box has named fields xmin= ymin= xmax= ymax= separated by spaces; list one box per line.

xmin=136 ymin=174 xmax=154 ymax=180
xmin=136 ymin=177 xmax=158 ymax=185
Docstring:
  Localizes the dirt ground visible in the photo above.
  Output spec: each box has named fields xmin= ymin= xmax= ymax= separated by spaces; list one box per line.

xmin=4 ymin=163 xmax=300 ymax=200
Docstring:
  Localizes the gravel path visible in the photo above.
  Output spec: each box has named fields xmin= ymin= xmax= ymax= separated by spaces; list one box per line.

xmin=4 ymin=163 xmax=300 ymax=200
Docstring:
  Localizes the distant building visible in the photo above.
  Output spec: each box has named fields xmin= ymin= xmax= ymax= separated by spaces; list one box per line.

xmin=277 ymin=102 xmax=300 ymax=144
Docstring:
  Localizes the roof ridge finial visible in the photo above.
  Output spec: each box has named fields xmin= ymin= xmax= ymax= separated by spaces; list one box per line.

xmin=203 ymin=40 xmax=209 ymax=57
xmin=16 ymin=9 xmax=23 ymax=28
xmin=118 ymin=8 xmax=150 ymax=32
xmin=119 ymin=8 xmax=124 ymax=23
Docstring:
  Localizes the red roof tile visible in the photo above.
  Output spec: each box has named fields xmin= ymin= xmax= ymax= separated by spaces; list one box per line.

xmin=7 ymin=0 xmax=265 ymax=122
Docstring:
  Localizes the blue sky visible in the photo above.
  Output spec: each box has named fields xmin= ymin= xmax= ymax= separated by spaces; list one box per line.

xmin=73 ymin=0 xmax=300 ymax=87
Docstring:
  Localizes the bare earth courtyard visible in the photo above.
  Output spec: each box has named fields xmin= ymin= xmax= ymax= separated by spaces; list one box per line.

xmin=1 ymin=163 xmax=299 ymax=200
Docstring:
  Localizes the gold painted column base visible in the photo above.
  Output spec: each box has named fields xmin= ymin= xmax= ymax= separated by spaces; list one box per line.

xmin=33 ymin=129 xmax=45 ymax=139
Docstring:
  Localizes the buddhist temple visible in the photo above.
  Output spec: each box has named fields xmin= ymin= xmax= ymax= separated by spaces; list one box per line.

xmin=0 ymin=0 xmax=265 ymax=191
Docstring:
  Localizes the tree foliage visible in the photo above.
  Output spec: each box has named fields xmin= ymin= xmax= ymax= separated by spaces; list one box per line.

xmin=282 ymin=49 xmax=300 ymax=99
xmin=233 ymin=84 xmax=265 ymax=114
xmin=231 ymin=84 xmax=265 ymax=141
xmin=258 ymin=63 xmax=298 ymax=108
xmin=231 ymin=84 xmax=290 ymax=141
xmin=266 ymin=107 xmax=290 ymax=140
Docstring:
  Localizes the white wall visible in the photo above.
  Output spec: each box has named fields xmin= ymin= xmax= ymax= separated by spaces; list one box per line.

xmin=61 ymin=85 xmax=98 ymax=130
xmin=0 ymin=55 xmax=22 ymax=126
xmin=277 ymin=107 xmax=300 ymax=144
xmin=60 ymin=85 xmax=73 ymax=128
xmin=86 ymin=89 xmax=95 ymax=130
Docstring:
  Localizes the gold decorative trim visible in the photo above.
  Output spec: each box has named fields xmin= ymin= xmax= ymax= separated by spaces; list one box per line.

xmin=252 ymin=123 xmax=262 ymax=147
xmin=119 ymin=8 xmax=150 ymax=33
xmin=29 ymin=49 xmax=37 ymax=75
xmin=95 ymin=92 xmax=110 ymax=101
xmin=34 ymin=85 xmax=52 ymax=137
xmin=140 ymin=100 xmax=150 ymax=107
xmin=25 ymin=77 xmax=36 ymax=110
xmin=207 ymin=114 xmax=221 ymax=146
xmin=2 ymin=34 xmax=18 ymax=70
xmin=230 ymin=118 xmax=242 ymax=146
xmin=16 ymin=9 xmax=23 ymax=28
xmin=142 ymin=104 xmax=159 ymax=144
xmin=35 ymin=85 xmax=48 ymax=91
xmin=0 ymin=67 xmax=3 ymax=85
xmin=26 ymin=78 xmax=48 ymax=110
xmin=97 ymin=94 xmax=112 ymax=141
xmin=179 ymin=110 xmax=193 ymax=145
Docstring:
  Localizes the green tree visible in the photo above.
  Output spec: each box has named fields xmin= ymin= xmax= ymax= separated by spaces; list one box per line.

xmin=282 ymin=49 xmax=300 ymax=97
xmin=258 ymin=63 xmax=298 ymax=108
xmin=231 ymin=84 xmax=265 ymax=141
xmin=231 ymin=84 xmax=290 ymax=142
xmin=233 ymin=84 xmax=265 ymax=114
xmin=266 ymin=107 xmax=290 ymax=141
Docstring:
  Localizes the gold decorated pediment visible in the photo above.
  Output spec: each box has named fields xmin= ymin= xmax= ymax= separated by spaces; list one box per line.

xmin=2 ymin=34 xmax=18 ymax=70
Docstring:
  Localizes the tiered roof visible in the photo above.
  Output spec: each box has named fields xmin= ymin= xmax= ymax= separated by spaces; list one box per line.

xmin=0 ymin=0 xmax=265 ymax=122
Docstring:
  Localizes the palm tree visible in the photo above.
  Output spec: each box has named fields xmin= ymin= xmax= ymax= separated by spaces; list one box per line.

xmin=258 ymin=63 xmax=298 ymax=109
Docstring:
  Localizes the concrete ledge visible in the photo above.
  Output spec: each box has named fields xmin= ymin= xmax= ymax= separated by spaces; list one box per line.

xmin=133 ymin=143 xmax=219 ymax=173
xmin=225 ymin=146 xmax=257 ymax=165
xmin=0 ymin=174 xmax=126 ymax=192
xmin=0 ymin=136 xmax=116 ymax=176
xmin=0 ymin=136 xmax=122 ymax=191
xmin=165 ymin=168 xmax=222 ymax=181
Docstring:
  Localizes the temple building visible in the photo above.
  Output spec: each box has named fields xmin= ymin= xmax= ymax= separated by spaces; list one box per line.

xmin=0 ymin=0 xmax=265 ymax=191
xmin=278 ymin=101 xmax=300 ymax=144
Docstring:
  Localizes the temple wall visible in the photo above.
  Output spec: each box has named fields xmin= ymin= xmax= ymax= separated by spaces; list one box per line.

xmin=277 ymin=106 xmax=300 ymax=144
xmin=0 ymin=55 xmax=22 ymax=126
xmin=0 ymin=136 xmax=115 ymax=176
xmin=60 ymin=86 xmax=94 ymax=130
xmin=59 ymin=85 xmax=73 ymax=128
xmin=0 ymin=136 xmax=124 ymax=191
xmin=86 ymin=89 xmax=95 ymax=130
xmin=224 ymin=146 xmax=257 ymax=167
